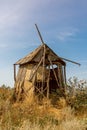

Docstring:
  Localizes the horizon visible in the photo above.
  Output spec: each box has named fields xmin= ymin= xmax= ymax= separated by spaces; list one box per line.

xmin=0 ymin=0 xmax=87 ymax=87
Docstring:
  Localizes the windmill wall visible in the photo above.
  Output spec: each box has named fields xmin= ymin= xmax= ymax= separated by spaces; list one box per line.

xmin=14 ymin=62 xmax=66 ymax=101
xmin=14 ymin=64 xmax=33 ymax=101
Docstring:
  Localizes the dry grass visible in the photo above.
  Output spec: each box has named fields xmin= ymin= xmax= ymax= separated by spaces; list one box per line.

xmin=0 ymin=99 xmax=86 ymax=130
xmin=0 ymin=85 xmax=87 ymax=130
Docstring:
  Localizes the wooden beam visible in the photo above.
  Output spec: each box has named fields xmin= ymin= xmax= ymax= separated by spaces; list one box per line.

xmin=60 ymin=57 xmax=81 ymax=66
xmin=58 ymin=63 xmax=62 ymax=87
xmin=60 ymin=65 xmax=63 ymax=83
xmin=48 ymin=57 xmax=59 ymax=87
xmin=63 ymin=66 xmax=67 ymax=96
xmin=42 ymin=44 xmax=46 ymax=94
xmin=47 ymin=65 xmax=50 ymax=99
xmin=29 ymin=57 xmax=43 ymax=81
xmin=35 ymin=86 xmax=45 ymax=98
xmin=14 ymin=64 xmax=16 ymax=81
xmin=35 ymin=24 xmax=44 ymax=44
xmin=64 ymin=66 xmax=66 ymax=84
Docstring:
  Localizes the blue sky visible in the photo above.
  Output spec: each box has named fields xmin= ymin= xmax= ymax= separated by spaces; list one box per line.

xmin=0 ymin=0 xmax=87 ymax=87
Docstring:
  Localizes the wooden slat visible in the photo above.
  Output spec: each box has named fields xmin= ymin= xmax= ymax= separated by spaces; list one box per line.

xmin=29 ymin=57 xmax=43 ymax=81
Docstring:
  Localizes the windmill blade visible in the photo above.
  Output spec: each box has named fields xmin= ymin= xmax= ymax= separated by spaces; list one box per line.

xmin=60 ymin=57 xmax=81 ymax=66
xmin=35 ymin=24 xmax=80 ymax=66
xmin=35 ymin=24 xmax=44 ymax=44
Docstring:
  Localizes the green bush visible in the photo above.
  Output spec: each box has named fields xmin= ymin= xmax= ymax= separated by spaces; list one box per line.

xmin=66 ymin=77 xmax=87 ymax=114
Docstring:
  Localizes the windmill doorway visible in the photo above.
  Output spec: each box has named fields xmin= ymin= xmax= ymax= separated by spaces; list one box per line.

xmin=33 ymin=64 xmax=62 ymax=99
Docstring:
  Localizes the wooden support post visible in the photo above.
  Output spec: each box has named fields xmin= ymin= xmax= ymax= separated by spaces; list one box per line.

xmin=57 ymin=64 xmax=60 ymax=85
xmin=32 ymin=74 xmax=36 ymax=96
xmin=47 ymin=65 xmax=50 ymax=99
xmin=14 ymin=64 xmax=16 ymax=81
xmin=58 ymin=63 xmax=62 ymax=87
xmin=48 ymin=57 xmax=59 ymax=87
xmin=64 ymin=66 xmax=66 ymax=84
xmin=61 ymin=66 xmax=64 ymax=87
xmin=64 ymin=65 xmax=67 ymax=95
xmin=42 ymin=44 xmax=46 ymax=95
xmin=62 ymin=66 xmax=64 ymax=84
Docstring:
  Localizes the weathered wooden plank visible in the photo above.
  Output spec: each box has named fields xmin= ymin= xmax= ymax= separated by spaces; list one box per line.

xmin=29 ymin=56 xmax=43 ymax=81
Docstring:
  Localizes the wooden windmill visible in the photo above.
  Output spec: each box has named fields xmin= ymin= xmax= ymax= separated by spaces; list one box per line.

xmin=14 ymin=24 xmax=80 ymax=101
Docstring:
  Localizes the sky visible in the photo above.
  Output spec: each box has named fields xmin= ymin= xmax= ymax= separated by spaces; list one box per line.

xmin=0 ymin=0 xmax=87 ymax=87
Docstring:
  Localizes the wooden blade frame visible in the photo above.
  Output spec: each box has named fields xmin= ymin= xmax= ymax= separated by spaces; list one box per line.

xmin=60 ymin=57 xmax=81 ymax=66
xmin=35 ymin=24 xmax=81 ymax=66
xmin=35 ymin=24 xmax=44 ymax=44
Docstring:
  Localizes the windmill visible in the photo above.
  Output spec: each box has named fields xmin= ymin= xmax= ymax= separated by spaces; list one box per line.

xmin=14 ymin=24 xmax=80 ymax=101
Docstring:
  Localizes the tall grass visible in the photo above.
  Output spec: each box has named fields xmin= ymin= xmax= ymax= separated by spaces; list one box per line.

xmin=0 ymin=106 xmax=86 ymax=130
xmin=0 ymin=99 xmax=86 ymax=130
xmin=0 ymin=80 xmax=87 ymax=130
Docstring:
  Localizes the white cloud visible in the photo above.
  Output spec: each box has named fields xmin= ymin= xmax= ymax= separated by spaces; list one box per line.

xmin=57 ymin=31 xmax=73 ymax=41
xmin=57 ymin=28 xmax=79 ymax=41
xmin=0 ymin=0 xmax=72 ymax=31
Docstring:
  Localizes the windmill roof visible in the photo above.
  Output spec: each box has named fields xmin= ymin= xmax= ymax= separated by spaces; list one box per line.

xmin=15 ymin=44 xmax=66 ymax=66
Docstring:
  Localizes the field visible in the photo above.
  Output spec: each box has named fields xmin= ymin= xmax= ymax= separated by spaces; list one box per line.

xmin=0 ymin=77 xmax=87 ymax=130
